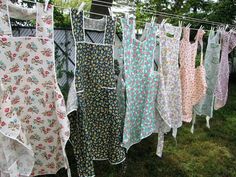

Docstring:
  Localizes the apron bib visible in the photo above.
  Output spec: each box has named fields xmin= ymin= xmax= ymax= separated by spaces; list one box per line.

xmin=0 ymin=1 xmax=70 ymax=176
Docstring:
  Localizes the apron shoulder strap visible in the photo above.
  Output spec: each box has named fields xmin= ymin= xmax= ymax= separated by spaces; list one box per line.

xmin=71 ymin=9 xmax=85 ymax=42
xmin=104 ymin=16 xmax=116 ymax=45
xmin=0 ymin=0 xmax=12 ymax=36
xmin=36 ymin=2 xmax=54 ymax=39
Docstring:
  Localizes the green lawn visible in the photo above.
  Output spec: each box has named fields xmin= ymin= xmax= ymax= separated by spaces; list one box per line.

xmin=48 ymin=77 xmax=236 ymax=177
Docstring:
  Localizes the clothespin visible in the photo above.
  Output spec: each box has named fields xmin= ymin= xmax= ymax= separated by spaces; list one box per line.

xmin=44 ymin=0 xmax=49 ymax=12
xmin=178 ymin=20 xmax=182 ymax=28
xmin=77 ymin=2 xmax=86 ymax=15
xmin=224 ymin=24 xmax=229 ymax=31
xmin=151 ymin=16 xmax=156 ymax=25
xmin=108 ymin=7 xmax=115 ymax=20
xmin=160 ymin=19 xmax=167 ymax=27
xmin=186 ymin=23 xmax=191 ymax=28
xmin=199 ymin=25 xmax=204 ymax=30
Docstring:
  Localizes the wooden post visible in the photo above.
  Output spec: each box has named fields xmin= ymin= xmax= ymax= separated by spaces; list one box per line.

xmin=90 ymin=0 xmax=113 ymax=19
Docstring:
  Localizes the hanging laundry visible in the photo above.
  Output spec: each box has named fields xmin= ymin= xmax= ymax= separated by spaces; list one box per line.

xmin=0 ymin=1 xmax=70 ymax=176
xmin=194 ymin=29 xmax=221 ymax=119
xmin=114 ymin=42 xmax=126 ymax=132
xmin=142 ymin=22 xmax=173 ymax=157
xmin=180 ymin=27 xmax=207 ymax=123
xmin=158 ymin=23 xmax=183 ymax=137
xmin=154 ymin=37 xmax=172 ymax=157
xmin=67 ymin=9 xmax=125 ymax=177
xmin=0 ymin=80 xmax=35 ymax=177
xmin=214 ymin=30 xmax=236 ymax=110
xmin=121 ymin=17 xmax=159 ymax=151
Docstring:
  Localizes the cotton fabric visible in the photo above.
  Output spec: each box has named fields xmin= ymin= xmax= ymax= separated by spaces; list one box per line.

xmin=214 ymin=30 xmax=236 ymax=110
xmin=194 ymin=30 xmax=221 ymax=118
xmin=158 ymin=23 xmax=183 ymax=136
xmin=0 ymin=1 xmax=70 ymax=176
xmin=121 ymin=17 xmax=159 ymax=151
xmin=68 ymin=9 xmax=125 ymax=177
xmin=180 ymin=27 xmax=207 ymax=122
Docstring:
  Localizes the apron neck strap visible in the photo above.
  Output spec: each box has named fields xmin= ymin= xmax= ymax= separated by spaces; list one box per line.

xmin=36 ymin=2 xmax=54 ymax=39
xmin=0 ymin=0 xmax=12 ymax=36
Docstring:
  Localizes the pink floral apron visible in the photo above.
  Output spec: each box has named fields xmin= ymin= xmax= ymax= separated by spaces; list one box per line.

xmin=0 ymin=1 xmax=70 ymax=176
xmin=214 ymin=30 xmax=236 ymax=110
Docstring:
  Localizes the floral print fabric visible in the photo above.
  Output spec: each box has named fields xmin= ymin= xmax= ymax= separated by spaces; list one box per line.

xmin=180 ymin=28 xmax=207 ymax=123
xmin=0 ymin=0 xmax=11 ymax=36
xmin=0 ymin=2 xmax=70 ymax=176
xmin=121 ymin=18 xmax=159 ymax=151
xmin=214 ymin=31 xmax=236 ymax=110
xmin=159 ymin=23 xmax=182 ymax=136
xmin=194 ymin=30 xmax=221 ymax=118
xmin=69 ymin=9 xmax=125 ymax=177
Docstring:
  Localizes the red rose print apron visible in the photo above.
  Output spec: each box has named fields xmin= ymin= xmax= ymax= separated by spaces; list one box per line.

xmin=0 ymin=1 xmax=70 ymax=176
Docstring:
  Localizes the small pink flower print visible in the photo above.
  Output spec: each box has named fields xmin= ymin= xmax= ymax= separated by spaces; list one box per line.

xmin=36 ymin=88 xmax=40 ymax=91
xmin=13 ymin=86 xmax=17 ymax=91
xmin=2 ymin=38 xmax=7 ymax=42
xmin=42 ymin=111 xmax=53 ymax=116
xmin=39 ymin=169 xmax=45 ymax=174
xmin=9 ymin=64 xmax=19 ymax=72
xmin=12 ymin=53 xmax=16 ymax=57
xmin=1 ymin=121 xmax=6 ymax=126
xmin=4 ymin=75 xmax=8 ymax=78
xmin=49 ymin=103 xmax=55 ymax=109
xmin=35 ymin=56 xmax=39 ymax=60
xmin=23 ymin=58 xmax=28 ymax=62
xmin=46 ymin=20 xmax=51 ymax=25
xmin=57 ymin=110 xmax=65 ymax=119
xmin=5 ymin=108 xmax=10 ymax=113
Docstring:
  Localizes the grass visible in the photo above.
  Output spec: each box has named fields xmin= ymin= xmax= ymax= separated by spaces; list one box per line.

xmin=44 ymin=76 xmax=236 ymax=177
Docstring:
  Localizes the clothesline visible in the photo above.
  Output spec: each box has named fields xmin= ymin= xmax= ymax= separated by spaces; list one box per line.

xmin=20 ymin=0 xmax=236 ymax=30
xmin=91 ymin=0 xmax=236 ymax=29
xmin=92 ymin=0 xmax=227 ymax=26
xmin=89 ymin=2 xmax=211 ymax=32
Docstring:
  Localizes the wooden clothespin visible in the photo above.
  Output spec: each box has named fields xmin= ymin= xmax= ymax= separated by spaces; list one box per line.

xmin=160 ymin=19 xmax=167 ymax=27
xmin=108 ymin=7 xmax=115 ymax=20
xmin=44 ymin=0 xmax=49 ymax=12
xmin=151 ymin=16 xmax=156 ymax=25
xmin=186 ymin=23 xmax=191 ymax=28
xmin=77 ymin=2 xmax=86 ymax=15
xmin=178 ymin=20 xmax=183 ymax=28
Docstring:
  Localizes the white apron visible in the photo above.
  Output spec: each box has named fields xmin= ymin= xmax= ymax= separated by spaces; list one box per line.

xmin=0 ymin=1 xmax=70 ymax=176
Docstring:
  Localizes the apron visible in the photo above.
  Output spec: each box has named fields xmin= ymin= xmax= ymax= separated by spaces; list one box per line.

xmin=0 ymin=1 xmax=70 ymax=176
xmin=214 ymin=30 xmax=236 ymax=110
xmin=180 ymin=28 xmax=207 ymax=123
xmin=68 ymin=9 xmax=125 ymax=177
xmin=194 ymin=30 xmax=221 ymax=120
xmin=142 ymin=22 xmax=173 ymax=157
xmin=159 ymin=23 xmax=182 ymax=138
xmin=121 ymin=17 xmax=159 ymax=151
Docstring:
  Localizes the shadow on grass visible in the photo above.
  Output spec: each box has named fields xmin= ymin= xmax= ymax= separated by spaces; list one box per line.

xmin=39 ymin=76 xmax=236 ymax=177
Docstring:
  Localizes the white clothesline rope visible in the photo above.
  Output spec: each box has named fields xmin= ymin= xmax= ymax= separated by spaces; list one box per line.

xmin=92 ymin=0 xmax=235 ymax=27
xmin=18 ymin=0 xmax=236 ymax=31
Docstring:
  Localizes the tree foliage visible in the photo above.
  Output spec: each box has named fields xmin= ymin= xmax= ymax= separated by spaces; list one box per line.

xmin=134 ymin=0 xmax=235 ymax=29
